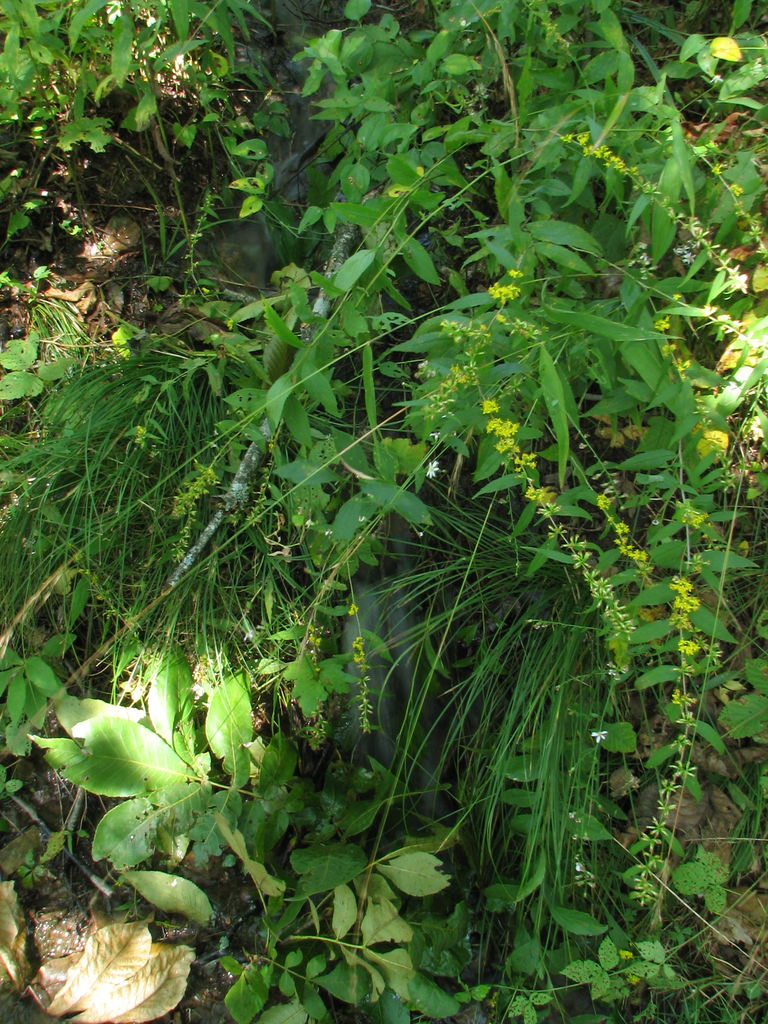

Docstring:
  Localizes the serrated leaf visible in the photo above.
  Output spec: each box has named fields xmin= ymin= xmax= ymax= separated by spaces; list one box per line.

xmin=332 ymin=884 xmax=358 ymax=939
xmin=710 ymin=36 xmax=742 ymax=61
xmin=67 ymin=718 xmax=193 ymax=795
xmin=376 ymin=853 xmax=449 ymax=896
xmin=121 ymin=871 xmax=213 ymax=925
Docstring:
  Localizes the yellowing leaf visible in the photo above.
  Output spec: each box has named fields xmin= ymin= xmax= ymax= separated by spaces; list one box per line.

xmin=121 ymin=870 xmax=213 ymax=926
xmin=332 ymin=884 xmax=357 ymax=940
xmin=696 ymin=428 xmax=730 ymax=460
xmin=376 ymin=853 xmax=450 ymax=896
xmin=710 ymin=36 xmax=742 ymax=61
xmin=361 ymin=896 xmax=413 ymax=947
xmin=752 ymin=266 xmax=768 ymax=293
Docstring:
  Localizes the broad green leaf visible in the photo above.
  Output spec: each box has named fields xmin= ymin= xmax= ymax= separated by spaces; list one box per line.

xmin=121 ymin=870 xmax=213 ymax=925
xmin=529 ymin=220 xmax=602 ymax=256
xmin=441 ymin=54 xmax=481 ymax=75
xmin=598 ymin=937 xmax=619 ymax=971
xmin=225 ymin=964 xmax=270 ymax=1024
xmin=266 ymin=373 xmax=294 ymax=430
xmin=0 ymin=371 xmax=44 ymax=400
xmin=259 ymin=1000 xmax=308 ymax=1024
xmin=549 ymin=904 xmax=607 ymax=936
xmin=92 ymin=784 xmax=207 ymax=869
xmin=402 ymin=238 xmax=440 ymax=285
xmin=0 ymin=337 xmax=37 ymax=371
xmin=407 ymin=973 xmax=460 ymax=1019
xmin=316 ymin=961 xmax=371 ymax=1005
xmin=602 ymin=721 xmax=637 ymax=753
xmin=377 ymin=853 xmax=449 ymax=896
xmin=146 ymin=647 xmax=195 ymax=758
xmin=334 ymin=249 xmax=375 ymax=290
xmin=92 ymin=797 xmax=155 ymax=868
xmin=205 ymin=673 xmax=253 ymax=784
xmin=24 ymin=656 xmax=60 ymax=694
xmin=291 ymin=843 xmax=367 ymax=896
xmin=67 ymin=718 xmax=192 ymax=795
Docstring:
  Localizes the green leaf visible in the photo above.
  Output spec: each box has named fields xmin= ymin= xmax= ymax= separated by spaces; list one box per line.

xmin=529 ymin=220 xmax=603 ymax=256
xmin=121 ymin=870 xmax=213 ymax=925
xmin=402 ymin=238 xmax=440 ymax=285
xmin=0 ymin=371 xmax=44 ymax=400
xmin=377 ymin=853 xmax=449 ymax=896
xmin=24 ymin=656 xmax=60 ymax=695
xmin=291 ymin=843 xmax=367 ymax=895
xmin=538 ymin=346 xmax=571 ymax=487
xmin=205 ymin=674 xmax=253 ymax=784
xmin=407 ymin=973 xmax=459 ymax=1018
xmin=215 ymin=813 xmax=286 ymax=897
xmin=67 ymin=718 xmax=193 ymax=795
xmin=602 ymin=721 xmax=637 ymax=753
xmin=92 ymin=783 xmax=206 ymax=869
xmin=225 ymin=965 xmax=270 ymax=1024
xmin=332 ymin=884 xmax=357 ymax=939
xmin=344 ymin=0 xmax=371 ymax=20
xmin=441 ymin=54 xmax=481 ymax=75
xmin=259 ymin=1000 xmax=308 ymax=1024
xmin=549 ymin=904 xmax=608 ymax=936
xmin=316 ymin=962 xmax=370 ymax=1004
xmin=146 ymin=647 xmax=195 ymax=759
xmin=334 ymin=249 xmax=376 ymax=290
xmin=598 ymin=937 xmax=619 ymax=971
xmin=0 ymin=337 xmax=37 ymax=371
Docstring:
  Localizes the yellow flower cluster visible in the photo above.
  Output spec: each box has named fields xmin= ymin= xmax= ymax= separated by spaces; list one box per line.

xmin=669 ymin=576 xmax=700 ymax=630
xmin=562 ymin=131 xmax=638 ymax=177
xmin=483 ymin=404 xmax=538 ymax=478
xmin=654 ymin=317 xmax=671 ymax=332
xmin=596 ymin=494 xmax=650 ymax=573
xmin=488 ymin=269 xmax=523 ymax=305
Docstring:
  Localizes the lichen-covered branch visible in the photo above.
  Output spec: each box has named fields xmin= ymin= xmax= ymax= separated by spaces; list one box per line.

xmin=165 ymin=216 xmax=360 ymax=589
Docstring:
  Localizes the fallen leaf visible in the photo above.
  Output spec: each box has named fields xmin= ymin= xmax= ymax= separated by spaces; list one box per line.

xmin=37 ymin=921 xmax=193 ymax=1023
xmin=0 ymin=881 xmax=30 ymax=990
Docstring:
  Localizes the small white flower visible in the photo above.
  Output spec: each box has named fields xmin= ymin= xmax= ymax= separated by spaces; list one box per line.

xmin=426 ymin=460 xmax=440 ymax=479
xmin=591 ymin=730 xmax=608 ymax=744
xmin=575 ymin=862 xmax=585 ymax=873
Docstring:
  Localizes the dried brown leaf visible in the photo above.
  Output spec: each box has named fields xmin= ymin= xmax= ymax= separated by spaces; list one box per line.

xmin=46 ymin=923 xmax=151 ymax=1016
xmin=72 ymin=943 xmax=194 ymax=1024
xmin=0 ymin=880 xmax=30 ymax=990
